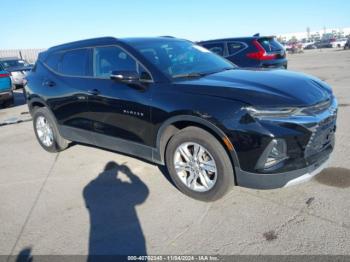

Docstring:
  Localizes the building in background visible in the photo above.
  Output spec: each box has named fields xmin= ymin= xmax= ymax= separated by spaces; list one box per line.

xmin=278 ymin=27 xmax=350 ymax=43
xmin=0 ymin=49 xmax=44 ymax=64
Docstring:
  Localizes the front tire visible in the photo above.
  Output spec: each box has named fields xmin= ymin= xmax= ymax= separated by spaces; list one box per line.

xmin=33 ymin=107 xmax=69 ymax=153
xmin=165 ymin=126 xmax=234 ymax=201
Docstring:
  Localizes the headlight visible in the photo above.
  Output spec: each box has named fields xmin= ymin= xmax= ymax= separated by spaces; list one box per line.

xmin=245 ymin=106 xmax=305 ymax=118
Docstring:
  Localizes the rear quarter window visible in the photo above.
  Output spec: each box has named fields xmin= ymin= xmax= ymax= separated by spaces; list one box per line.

xmin=201 ymin=43 xmax=225 ymax=56
xmin=59 ymin=49 xmax=90 ymax=76
xmin=227 ymin=42 xmax=246 ymax=55
xmin=45 ymin=52 xmax=62 ymax=71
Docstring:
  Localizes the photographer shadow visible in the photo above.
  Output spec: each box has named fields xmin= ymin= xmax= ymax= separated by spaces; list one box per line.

xmin=83 ymin=161 xmax=149 ymax=260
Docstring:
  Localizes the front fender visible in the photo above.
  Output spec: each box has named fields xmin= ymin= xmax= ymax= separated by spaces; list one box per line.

xmin=154 ymin=114 xmax=241 ymax=170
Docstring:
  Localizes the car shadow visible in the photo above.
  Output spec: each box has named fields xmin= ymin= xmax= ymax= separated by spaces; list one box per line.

xmin=69 ymin=142 xmax=177 ymax=189
xmin=83 ymin=161 xmax=149 ymax=261
xmin=315 ymin=167 xmax=350 ymax=188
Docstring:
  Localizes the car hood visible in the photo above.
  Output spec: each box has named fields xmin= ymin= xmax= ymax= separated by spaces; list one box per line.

xmin=175 ymin=69 xmax=333 ymax=107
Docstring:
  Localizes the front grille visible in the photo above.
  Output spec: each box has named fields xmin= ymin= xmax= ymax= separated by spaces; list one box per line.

xmin=303 ymin=97 xmax=337 ymax=158
xmin=304 ymin=115 xmax=336 ymax=158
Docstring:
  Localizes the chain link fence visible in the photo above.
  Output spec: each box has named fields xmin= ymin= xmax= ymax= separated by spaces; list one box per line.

xmin=0 ymin=49 xmax=45 ymax=64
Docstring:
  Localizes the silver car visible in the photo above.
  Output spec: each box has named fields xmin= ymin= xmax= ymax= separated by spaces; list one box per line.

xmin=0 ymin=57 xmax=33 ymax=89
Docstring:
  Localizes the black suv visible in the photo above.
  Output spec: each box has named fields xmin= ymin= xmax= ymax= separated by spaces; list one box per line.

xmin=198 ymin=35 xmax=287 ymax=69
xmin=25 ymin=37 xmax=337 ymax=201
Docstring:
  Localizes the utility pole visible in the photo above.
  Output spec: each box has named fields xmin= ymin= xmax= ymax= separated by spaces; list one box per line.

xmin=306 ymin=27 xmax=310 ymax=40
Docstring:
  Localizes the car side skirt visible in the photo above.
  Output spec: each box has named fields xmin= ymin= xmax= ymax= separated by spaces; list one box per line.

xmin=59 ymin=125 xmax=163 ymax=165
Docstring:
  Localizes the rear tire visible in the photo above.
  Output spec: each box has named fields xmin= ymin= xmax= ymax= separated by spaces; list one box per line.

xmin=165 ymin=126 xmax=234 ymax=201
xmin=2 ymin=93 xmax=14 ymax=108
xmin=32 ymin=107 xmax=69 ymax=153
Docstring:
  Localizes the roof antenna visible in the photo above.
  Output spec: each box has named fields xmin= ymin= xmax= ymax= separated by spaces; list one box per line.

xmin=253 ymin=33 xmax=260 ymax=37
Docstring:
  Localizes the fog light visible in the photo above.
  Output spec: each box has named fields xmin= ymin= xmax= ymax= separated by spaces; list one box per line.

xmin=264 ymin=139 xmax=287 ymax=168
xmin=256 ymin=139 xmax=288 ymax=170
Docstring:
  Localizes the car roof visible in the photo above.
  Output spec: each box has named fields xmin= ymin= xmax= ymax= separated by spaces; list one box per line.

xmin=46 ymin=37 xmax=119 ymax=53
xmin=45 ymin=36 xmax=185 ymax=53
xmin=39 ymin=36 xmax=188 ymax=60
xmin=197 ymin=36 xmax=275 ymax=44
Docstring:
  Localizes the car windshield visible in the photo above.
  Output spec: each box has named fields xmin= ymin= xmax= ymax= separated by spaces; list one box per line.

xmin=130 ymin=39 xmax=236 ymax=79
xmin=1 ymin=59 xmax=29 ymax=69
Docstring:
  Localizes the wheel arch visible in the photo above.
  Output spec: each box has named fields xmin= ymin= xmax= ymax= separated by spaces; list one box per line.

xmin=156 ymin=115 xmax=240 ymax=174
xmin=28 ymin=96 xmax=51 ymax=116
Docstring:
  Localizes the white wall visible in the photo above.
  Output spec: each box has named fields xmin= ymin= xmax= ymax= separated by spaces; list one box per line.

xmin=0 ymin=49 xmax=45 ymax=63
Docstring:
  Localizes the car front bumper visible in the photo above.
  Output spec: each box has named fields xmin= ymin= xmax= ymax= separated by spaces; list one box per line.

xmin=235 ymin=146 xmax=331 ymax=189
xmin=230 ymin=97 xmax=337 ymax=189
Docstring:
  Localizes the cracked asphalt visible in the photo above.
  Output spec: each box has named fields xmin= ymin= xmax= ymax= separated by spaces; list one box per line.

xmin=0 ymin=49 xmax=350 ymax=257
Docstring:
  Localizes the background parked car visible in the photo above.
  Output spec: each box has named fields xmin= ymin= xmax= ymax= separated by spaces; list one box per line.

xmin=344 ymin=38 xmax=350 ymax=50
xmin=314 ymin=39 xmax=333 ymax=48
xmin=332 ymin=38 xmax=348 ymax=48
xmin=304 ymin=43 xmax=317 ymax=50
xmin=0 ymin=64 xmax=14 ymax=108
xmin=0 ymin=57 xmax=33 ymax=89
xmin=197 ymin=35 xmax=287 ymax=69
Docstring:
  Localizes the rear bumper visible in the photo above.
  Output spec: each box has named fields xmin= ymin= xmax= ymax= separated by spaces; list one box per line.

xmin=261 ymin=59 xmax=288 ymax=69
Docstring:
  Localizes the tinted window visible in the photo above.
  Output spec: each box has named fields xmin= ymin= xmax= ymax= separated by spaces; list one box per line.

xmin=258 ymin=38 xmax=284 ymax=52
xmin=201 ymin=43 xmax=225 ymax=56
xmin=0 ymin=59 xmax=30 ymax=69
xmin=227 ymin=42 xmax=246 ymax=55
xmin=130 ymin=40 xmax=235 ymax=78
xmin=59 ymin=49 xmax=89 ymax=76
xmin=45 ymin=52 xmax=62 ymax=71
xmin=94 ymin=46 xmax=137 ymax=77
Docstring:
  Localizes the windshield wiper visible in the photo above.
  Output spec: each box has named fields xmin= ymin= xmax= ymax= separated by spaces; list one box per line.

xmin=172 ymin=72 xmax=205 ymax=79
xmin=172 ymin=67 xmax=236 ymax=79
xmin=206 ymin=67 xmax=236 ymax=75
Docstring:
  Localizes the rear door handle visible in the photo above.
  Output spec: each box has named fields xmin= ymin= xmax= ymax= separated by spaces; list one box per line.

xmin=42 ymin=80 xmax=56 ymax=87
xmin=87 ymin=89 xmax=100 ymax=96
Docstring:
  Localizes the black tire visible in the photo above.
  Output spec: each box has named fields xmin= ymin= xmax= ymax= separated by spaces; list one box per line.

xmin=32 ymin=107 xmax=69 ymax=153
xmin=3 ymin=95 xmax=14 ymax=108
xmin=165 ymin=126 xmax=234 ymax=201
xmin=22 ymin=88 xmax=27 ymax=102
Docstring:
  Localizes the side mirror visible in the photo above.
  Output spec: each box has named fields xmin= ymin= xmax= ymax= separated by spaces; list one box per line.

xmin=110 ymin=71 xmax=139 ymax=83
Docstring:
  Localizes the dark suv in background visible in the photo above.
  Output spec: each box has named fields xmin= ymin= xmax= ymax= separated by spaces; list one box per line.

xmin=198 ymin=35 xmax=287 ymax=69
xmin=25 ymin=37 xmax=336 ymax=201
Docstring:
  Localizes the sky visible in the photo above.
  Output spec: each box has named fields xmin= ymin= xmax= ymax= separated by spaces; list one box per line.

xmin=1 ymin=0 xmax=349 ymax=49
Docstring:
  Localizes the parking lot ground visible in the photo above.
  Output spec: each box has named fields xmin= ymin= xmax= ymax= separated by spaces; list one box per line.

xmin=0 ymin=49 xmax=350 ymax=258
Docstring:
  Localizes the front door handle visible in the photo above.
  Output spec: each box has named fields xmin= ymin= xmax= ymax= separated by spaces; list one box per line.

xmin=88 ymin=89 xmax=100 ymax=96
xmin=42 ymin=80 xmax=56 ymax=87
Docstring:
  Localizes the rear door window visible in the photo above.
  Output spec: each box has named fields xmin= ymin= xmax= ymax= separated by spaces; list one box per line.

xmin=59 ymin=49 xmax=90 ymax=76
xmin=227 ymin=42 xmax=246 ymax=55
xmin=258 ymin=38 xmax=284 ymax=52
xmin=201 ymin=43 xmax=225 ymax=56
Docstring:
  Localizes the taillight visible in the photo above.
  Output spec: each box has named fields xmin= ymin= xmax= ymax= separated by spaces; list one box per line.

xmin=0 ymin=73 xmax=10 ymax=78
xmin=246 ymin=40 xmax=278 ymax=60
